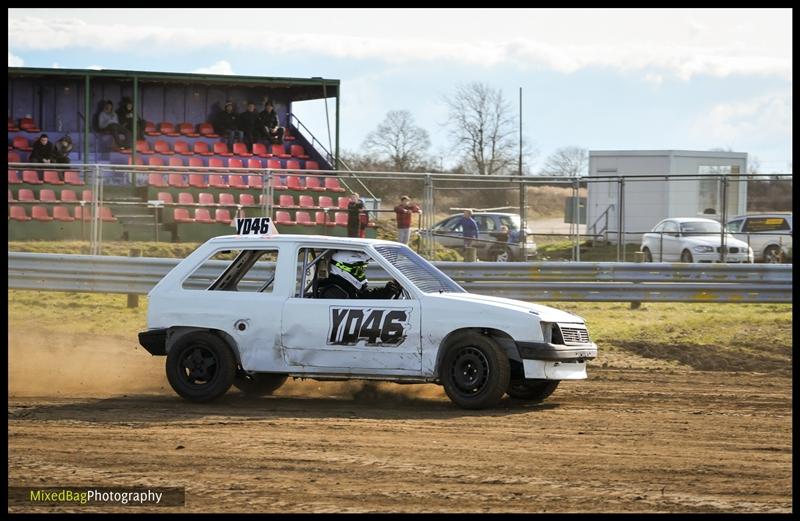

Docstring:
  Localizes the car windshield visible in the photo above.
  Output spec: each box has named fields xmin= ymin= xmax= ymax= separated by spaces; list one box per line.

xmin=680 ymin=221 xmax=722 ymax=234
xmin=373 ymin=245 xmax=465 ymax=294
xmin=504 ymin=215 xmax=520 ymax=230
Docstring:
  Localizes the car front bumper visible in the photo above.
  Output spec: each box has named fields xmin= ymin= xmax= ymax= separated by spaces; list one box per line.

xmin=516 ymin=341 xmax=597 ymax=380
xmin=692 ymin=252 xmax=752 ymax=263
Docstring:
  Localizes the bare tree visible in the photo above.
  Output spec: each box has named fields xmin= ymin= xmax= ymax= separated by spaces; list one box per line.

xmin=444 ymin=82 xmax=519 ymax=176
xmin=362 ymin=110 xmax=431 ymax=171
xmin=539 ymin=146 xmax=588 ymax=177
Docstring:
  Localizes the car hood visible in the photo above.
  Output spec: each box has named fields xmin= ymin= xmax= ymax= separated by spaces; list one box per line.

xmin=682 ymin=235 xmax=750 ymax=248
xmin=427 ymin=292 xmax=584 ymax=323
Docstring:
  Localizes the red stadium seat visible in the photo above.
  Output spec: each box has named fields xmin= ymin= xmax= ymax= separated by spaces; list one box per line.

xmin=179 ymin=122 xmax=199 ymax=137
xmin=305 ymin=176 xmax=325 ymax=192
xmin=188 ymin=157 xmax=205 ymax=168
xmin=194 ymin=208 xmax=214 ymax=223
xmin=252 ymin=143 xmax=271 ymax=158
xmin=315 ymin=211 xmax=330 ymax=226
xmin=129 ymin=156 xmax=145 ymax=166
xmin=81 ymin=190 xmax=94 ymax=202
xmin=157 ymin=192 xmax=174 ymax=204
xmin=100 ymin=206 xmax=117 ymax=222
xmin=148 ymin=173 xmax=166 ymax=187
xmin=318 ymin=196 xmax=334 ymax=208
xmin=193 ymin=142 xmax=213 ymax=156
xmin=215 ymin=209 xmax=233 ymax=224
xmin=159 ymin=122 xmax=180 ymax=137
xmin=290 ymin=144 xmax=309 ymax=159
xmin=283 ymin=127 xmax=295 ymax=141
xmin=247 ymin=158 xmax=262 ymax=169
xmin=174 ymin=140 xmax=192 ymax=156
xmin=239 ymin=193 xmax=255 ymax=206
xmin=31 ymin=206 xmax=52 ymax=221
xmin=12 ymin=136 xmax=31 ymax=151
xmin=229 ymin=175 xmax=247 ymax=189
xmin=169 ymin=173 xmax=188 ymax=187
xmin=266 ymin=159 xmax=282 ymax=170
xmin=233 ymin=143 xmax=252 ymax=157
xmin=325 ymin=177 xmax=346 ymax=192
xmin=18 ymin=189 xmax=36 ymax=201
xmin=208 ymin=157 xmax=225 ymax=169
xmin=136 ymin=140 xmax=154 ymax=154
xmin=228 ymin=158 xmax=243 ymax=169
xmin=286 ymin=160 xmax=301 ymax=172
xmin=169 ymin=157 xmax=184 ymax=167
xmin=271 ymin=144 xmax=291 ymax=158
xmin=53 ymin=206 xmax=74 ymax=222
xmin=8 ymin=170 xmax=22 ymax=184
xmin=198 ymin=193 xmax=215 ymax=205
xmin=305 ymin=160 xmax=320 ymax=170
xmin=198 ymin=122 xmax=219 ymax=138
xmin=279 ymin=195 xmax=296 ymax=208
xmin=148 ymin=156 xmax=165 ymax=167
xmin=275 ymin=211 xmax=294 ymax=225
xmin=39 ymin=189 xmax=57 ymax=202
xmin=213 ymin=142 xmax=233 ymax=156
xmin=173 ymin=208 xmax=193 ymax=222
xmin=189 ymin=174 xmax=208 ymax=188
xmin=154 ymin=140 xmax=173 ymax=155
xmin=144 ymin=121 xmax=160 ymax=136
xmin=60 ymin=190 xmax=78 ymax=202
xmin=8 ymin=151 xmax=22 ymax=163
xmin=209 ymin=174 xmax=227 ymax=188
xmin=8 ymin=117 xmax=19 ymax=131
xmin=334 ymin=212 xmax=349 ymax=226
xmin=338 ymin=197 xmax=350 ymax=209
xmin=9 ymin=206 xmax=31 ymax=221
xmin=8 ymin=189 xmax=15 ymax=202
xmin=178 ymin=192 xmax=194 ymax=204
xmin=286 ymin=175 xmax=305 ymax=191
xmin=248 ymin=175 xmax=263 ymax=189
xmin=296 ymin=211 xmax=314 ymax=226
xmin=19 ymin=117 xmax=41 ymax=132
xmin=64 ymin=171 xmax=83 ymax=185
xmin=43 ymin=170 xmax=63 ymax=185
xmin=74 ymin=206 xmax=91 ymax=221
xmin=298 ymin=195 xmax=314 ymax=208
xmin=22 ymin=170 xmax=43 ymax=184
xmin=218 ymin=193 xmax=235 ymax=206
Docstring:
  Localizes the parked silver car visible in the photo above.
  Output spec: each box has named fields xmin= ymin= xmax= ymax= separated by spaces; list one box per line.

xmin=418 ymin=212 xmax=538 ymax=261
xmin=726 ymin=213 xmax=792 ymax=263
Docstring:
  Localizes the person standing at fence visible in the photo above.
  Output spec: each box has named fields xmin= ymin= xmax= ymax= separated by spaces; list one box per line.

xmin=346 ymin=192 xmax=365 ymax=238
xmin=457 ymin=209 xmax=479 ymax=251
xmin=394 ymin=195 xmax=421 ymax=244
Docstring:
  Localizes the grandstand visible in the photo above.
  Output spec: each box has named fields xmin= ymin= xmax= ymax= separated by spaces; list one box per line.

xmin=8 ymin=67 xmax=376 ymax=242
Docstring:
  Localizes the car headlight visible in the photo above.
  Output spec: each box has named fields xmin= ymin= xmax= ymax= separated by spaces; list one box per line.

xmin=693 ymin=245 xmax=714 ymax=253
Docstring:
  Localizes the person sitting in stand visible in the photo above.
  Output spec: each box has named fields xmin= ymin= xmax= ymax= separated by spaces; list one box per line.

xmin=214 ymin=100 xmax=244 ymax=150
xmin=238 ymin=101 xmax=263 ymax=152
xmin=316 ymin=251 xmax=403 ymax=299
xmin=258 ymin=100 xmax=285 ymax=145
xmin=53 ymin=134 xmax=73 ymax=165
xmin=117 ymin=97 xmax=145 ymax=140
xmin=97 ymin=100 xmax=131 ymax=150
xmin=28 ymin=133 xmax=55 ymax=163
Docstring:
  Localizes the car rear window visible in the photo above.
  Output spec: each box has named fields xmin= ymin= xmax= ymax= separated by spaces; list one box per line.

xmin=743 ymin=217 xmax=791 ymax=232
xmin=374 ymin=245 xmax=465 ymax=294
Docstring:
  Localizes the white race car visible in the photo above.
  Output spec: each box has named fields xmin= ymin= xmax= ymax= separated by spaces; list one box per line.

xmin=139 ymin=217 xmax=597 ymax=409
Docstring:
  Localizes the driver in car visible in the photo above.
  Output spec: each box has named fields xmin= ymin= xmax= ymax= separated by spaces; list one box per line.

xmin=317 ymin=251 xmax=403 ymax=299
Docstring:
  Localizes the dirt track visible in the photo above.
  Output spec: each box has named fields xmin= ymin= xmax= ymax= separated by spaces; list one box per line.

xmin=8 ymin=367 xmax=792 ymax=513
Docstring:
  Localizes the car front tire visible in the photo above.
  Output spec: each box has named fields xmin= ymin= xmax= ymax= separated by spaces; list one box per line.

xmin=440 ymin=332 xmax=510 ymax=410
xmin=166 ymin=332 xmax=236 ymax=402
xmin=507 ymin=380 xmax=560 ymax=401
xmin=642 ymin=247 xmax=653 ymax=262
xmin=764 ymin=245 xmax=785 ymax=264
xmin=680 ymin=250 xmax=694 ymax=263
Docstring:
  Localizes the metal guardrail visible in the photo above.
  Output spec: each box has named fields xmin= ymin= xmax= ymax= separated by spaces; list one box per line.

xmin=8 ymin=252 xmax=792 ymax=303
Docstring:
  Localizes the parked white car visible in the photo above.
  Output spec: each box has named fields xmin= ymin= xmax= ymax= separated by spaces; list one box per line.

xmin=138 ymin=217 xmax=597 ymax=410
xmin=641 ymin=218 xmax=754 ymax=263
xmin=726 ymin=213 xmax=792 ymax=263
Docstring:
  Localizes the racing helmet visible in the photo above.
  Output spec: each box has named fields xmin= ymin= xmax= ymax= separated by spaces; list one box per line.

xmin=330 ymin=251 xmax=370 ymax=287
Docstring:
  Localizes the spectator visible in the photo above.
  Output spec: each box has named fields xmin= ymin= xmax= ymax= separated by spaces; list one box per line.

xmin=394 ymin=195 xmax=421 ymax=244
xmin=28 ymin=133 xmax=55 ymax=163
xmin=238 ymin=101 xmax=263 ymax=151
xmin=258 ymin=100 xmax=285 ymax=144
xmin=346 ymin=192 xmax=365 ymax=238
xmin=53 ymin=134 xmax=73 ymax=164
xmin=214 ymin=100 xmax=244 ymax=150
xmin=116 ymin=97 xmax=145 ymax=140
xmin=457 ymin=209 xmax=479 ymax=250
xmin=97 ymin=100 xmax=131 ymax=149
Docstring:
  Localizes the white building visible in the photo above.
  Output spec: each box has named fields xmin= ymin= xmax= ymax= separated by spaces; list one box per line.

xmin=586 ymin=150 xmax=748 ymax=244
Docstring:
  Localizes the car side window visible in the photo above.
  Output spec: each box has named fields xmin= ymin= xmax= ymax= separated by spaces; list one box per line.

xmin=742 ymin=217 xmax=791 ymax=232
xmin=726 ymin=219 xmax=744 ymax=233
xmin=483 ymin=216 xmax=497 ymax=231
xmin=663 ymin=221 xmax=678 ymax=235
xmin=652 ymin=222 xmax=665 ymax=233
xmin=183 ymin=249 xmax=279 ymax=292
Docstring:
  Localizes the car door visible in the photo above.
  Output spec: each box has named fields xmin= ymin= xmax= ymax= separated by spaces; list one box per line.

xmin=726 ymin=218 xmax=748 ymax=252
xmin=661 ymin=221 xmax=682 ymax=261
xmin=645 ymin=222 xmax=665 ymax=260
xmin=435 ymin=216 xmax=463 ymax=249
xmin=280 ymin=247 xmax=422 ymax=374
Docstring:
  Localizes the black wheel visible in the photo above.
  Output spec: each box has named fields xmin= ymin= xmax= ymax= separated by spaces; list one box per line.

xmin=440 ymin=332 xmax=510 ymax=410
xmin=763 ymin=245 xmax=785 ymax=264
xmin=493 ymin=247 xmax=512 ymax=262
xmin=166 ymin=332 xmax=236 ymax=402
xmin=680 ymin=250 xmax=694 ymax=263
xmin=642 ymin=248 xmax=653 ymax=262
xmin=507 ymin=380 xmax=560 ymax=401
xmin=233 ymin=373 xmax=288 ymax=396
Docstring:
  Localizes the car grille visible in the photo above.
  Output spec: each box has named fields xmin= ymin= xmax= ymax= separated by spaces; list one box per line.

xmin=558 ymin=326 xmax=590 ymax=345
xmin=716 ymin=247 xmax=740 ymax=253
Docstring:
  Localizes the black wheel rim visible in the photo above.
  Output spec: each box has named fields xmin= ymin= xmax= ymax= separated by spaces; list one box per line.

xmin=178 ymin=345 xmax=219 ymax=387
xmin=450 ymin=347 xmax=490 ymax=396
xmin=765 ymin=248 xmax=781 ymax=263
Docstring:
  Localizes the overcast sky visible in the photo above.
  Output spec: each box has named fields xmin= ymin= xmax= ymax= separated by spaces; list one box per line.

xmin=8 ymin=8 xmax=793 ymax=173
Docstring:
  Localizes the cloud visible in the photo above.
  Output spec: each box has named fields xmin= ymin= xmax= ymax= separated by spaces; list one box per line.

xmin=86 ymin=64 xmax=104 ymax=70
xmin=8 ymin=52 xmax=24 ymax=66
xmin=692 ymin=91 xmax=792 ymax=143
xmin=192 ymin=60 xmax=234 ymax=75
xmin=7 ymin=15 xmax=792 ymax=81
xmin=644 ymin=73 xmax=664 ymax=85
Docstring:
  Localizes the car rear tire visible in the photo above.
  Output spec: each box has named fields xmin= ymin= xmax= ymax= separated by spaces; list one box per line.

xmin=764 ymin=245 xmax=785 ymax=264
xmin=233 ymin=373 xmax=288 ymax=396
xmin=440 ymin=332 xmax=510 ymax=410
xmin=642 ymin=248 xmax=653 ymax=262
xmin=507 ymin=380 xmax=560 ymax=401
xmin=166 ymin=332 xmax=236 ymax=402
xmin=680 ymin=250 xmax=694 ymax=263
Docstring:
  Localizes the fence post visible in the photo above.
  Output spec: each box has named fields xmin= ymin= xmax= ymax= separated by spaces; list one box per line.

xmin=127 ymin=248 xmax=141 ymax=308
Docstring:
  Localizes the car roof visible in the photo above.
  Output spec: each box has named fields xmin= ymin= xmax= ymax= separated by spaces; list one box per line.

xmin=728 ymin=212 xmax=792 ymax=219
xmin=661 ymin=217 xmax=721 ymax=224
xmin=442 ymin=212 xmax=519 ymax=218
xmin=203 ymin=234 xmax=401 ymax=248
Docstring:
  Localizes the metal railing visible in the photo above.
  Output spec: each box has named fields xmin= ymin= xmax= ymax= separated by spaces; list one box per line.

xmin=8 ymin=252 xmax=791 ymax=303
